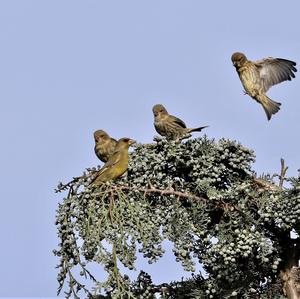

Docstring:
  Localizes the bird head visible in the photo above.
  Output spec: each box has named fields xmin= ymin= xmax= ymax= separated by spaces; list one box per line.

xmin=116 ymin=137 xmax=136 ymax=149
xmin=231 ymin=52 xmax=247 ymax=67
xmin=152 ymin=104 xmax=168 ymax=117
xmin=94 ymin=130 xmax=109 ymax=142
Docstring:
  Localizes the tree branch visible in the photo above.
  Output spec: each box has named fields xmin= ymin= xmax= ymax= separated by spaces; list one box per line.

xmin=279 ymin=158 xmax=289 ymax=189
xmin=110 ymin=185 xmax=207 ymax=203
xmin=253 ymin=178 xmax=280 ymax=191
xmin=280 ymin=239 xmax=300 ymax=299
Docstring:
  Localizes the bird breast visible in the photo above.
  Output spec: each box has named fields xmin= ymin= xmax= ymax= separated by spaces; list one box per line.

xmin=239 ymin=63 xmax=262 ymax=95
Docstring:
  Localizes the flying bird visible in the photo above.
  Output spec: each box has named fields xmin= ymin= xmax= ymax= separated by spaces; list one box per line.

xmin=92 ymin=137 xmax=136 ymax=186
xmin=152 ymin=104 xmax=208 ymax=140
xmin=94 ymin=130 xmax=117 ymax=163
xmin=231 ymin=52 xmax=297 ymax=120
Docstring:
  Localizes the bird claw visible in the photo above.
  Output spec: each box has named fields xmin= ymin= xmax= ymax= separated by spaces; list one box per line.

xmin=178 ymin=133 xmax=192 ymax=142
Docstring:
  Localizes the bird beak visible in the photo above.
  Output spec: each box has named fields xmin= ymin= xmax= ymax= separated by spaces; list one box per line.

xmin=128 ymin=139 xmax=136 ymax=146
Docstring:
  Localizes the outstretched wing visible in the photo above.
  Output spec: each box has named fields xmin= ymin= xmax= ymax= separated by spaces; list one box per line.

xmin=254 ymin=57 xmax=297 ymax=92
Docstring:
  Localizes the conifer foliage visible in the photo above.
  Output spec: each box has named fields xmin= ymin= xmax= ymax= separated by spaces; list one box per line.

xmin=55 ymin=136 xmax=300 ymax=298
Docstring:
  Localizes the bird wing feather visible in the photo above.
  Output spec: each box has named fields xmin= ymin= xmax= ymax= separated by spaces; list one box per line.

xmin=254 ymin=57 xmax=297 ymax=92
xmin=98 ymin=150 xmax=121 ymax=174
xmin=168 ymin=115 xmax=187 ymax=128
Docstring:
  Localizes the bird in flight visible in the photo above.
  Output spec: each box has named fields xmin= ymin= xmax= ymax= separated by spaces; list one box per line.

xmin=231 ymin=52 xmax=297 ymax=120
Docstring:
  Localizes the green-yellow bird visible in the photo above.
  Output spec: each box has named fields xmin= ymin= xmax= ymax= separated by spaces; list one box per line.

xmin=152 ymin=104 xmax=208 ymax=140
xmin=94 ymin=130 xmax=117 ymax=163
xmin=92 ymin=137 xmax=136 ymax=186
xmin=231 ymin=52 xmax=297 ymax=120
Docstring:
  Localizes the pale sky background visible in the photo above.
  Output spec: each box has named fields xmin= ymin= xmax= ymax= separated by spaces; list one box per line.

xmin=1 ymin=1 xmax=300 ymax=297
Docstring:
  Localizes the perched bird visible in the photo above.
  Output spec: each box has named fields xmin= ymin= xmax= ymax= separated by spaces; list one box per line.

xmin=152 ymin=104 xmax=208 ymax=140
xmin=94 ymin=130 xmax=117 ymax=163
xmin=92 ymin=137 xmax=136 ymax=186
xmin=231 ymin=52 xmax=297 ymax=120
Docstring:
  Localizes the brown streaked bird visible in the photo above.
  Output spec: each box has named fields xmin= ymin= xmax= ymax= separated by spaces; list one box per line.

xmin=152 ymin=104 xmax=208 ymax=140
xmin=94 ymin=130 xmax=117 ymax=163
xmin=231 ymin=52 xmax=297 ymax=120
xmin=92 ymin=137 xmax=136 ymax=186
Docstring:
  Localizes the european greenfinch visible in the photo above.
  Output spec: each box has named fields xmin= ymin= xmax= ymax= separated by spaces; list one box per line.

xmin=92 ymin=137 xmax=136 ymax=186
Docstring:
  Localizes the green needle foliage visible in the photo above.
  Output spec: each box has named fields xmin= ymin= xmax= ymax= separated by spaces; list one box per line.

xmin=55 ymin=136 xmax=300 ymax=298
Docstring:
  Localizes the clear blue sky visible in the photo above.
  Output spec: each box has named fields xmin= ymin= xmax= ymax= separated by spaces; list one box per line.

xmin=1 ymin=1 xmax=299 ymax=297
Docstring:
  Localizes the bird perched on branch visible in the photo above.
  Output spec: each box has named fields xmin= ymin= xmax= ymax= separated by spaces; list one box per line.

xmin=92 ymin=137 xmax=136 ymax=186
xmin=94 ymin=130 xmax=117 ymax=163
xmin=231 ymin=52 xmax=297 ymax=120
xmin=152 ymin=104 xmax=208 ymax=140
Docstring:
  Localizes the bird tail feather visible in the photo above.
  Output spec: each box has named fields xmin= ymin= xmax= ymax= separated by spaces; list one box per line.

xmin=259 ymin=95 xmax=281 ymax=120
xmin=189 ymin=126 xmax=209 ymax=133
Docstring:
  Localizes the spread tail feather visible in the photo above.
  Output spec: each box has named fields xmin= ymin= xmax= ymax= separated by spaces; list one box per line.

xmin=188 ymin=125 xmax=209 ymax=133
xmin=259 ymin=95 xmax=281 ymax=120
